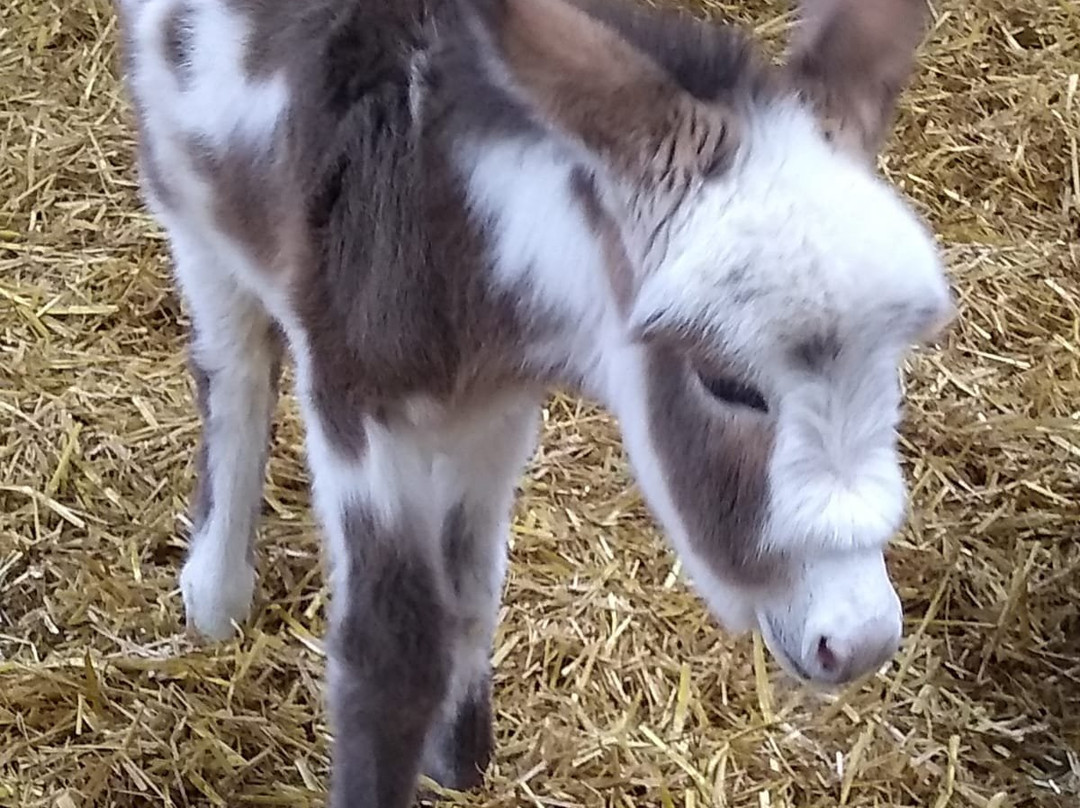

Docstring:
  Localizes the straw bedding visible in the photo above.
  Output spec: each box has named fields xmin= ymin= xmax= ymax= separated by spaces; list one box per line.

xmin=1 ymin=0 xmax=1077 ymax=805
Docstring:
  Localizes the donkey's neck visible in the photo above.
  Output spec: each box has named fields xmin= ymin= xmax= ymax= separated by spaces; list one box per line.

xmin=458 ymin=135 xmax=632 ymax=401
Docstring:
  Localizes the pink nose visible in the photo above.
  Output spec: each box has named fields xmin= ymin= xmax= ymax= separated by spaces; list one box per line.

xmin=804 ymin=617 xmax=901 ymax=684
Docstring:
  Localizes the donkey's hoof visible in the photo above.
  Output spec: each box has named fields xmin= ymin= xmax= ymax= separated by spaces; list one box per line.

xmin=418 ymin=749 xmax=488 ymax=798
xmin=416 ymin=767 xmax=485 ymax=806
xmin=419 ymin=689 xmax=494 ymax=798
xmin=179 ymin=546 xmax=255 ymax=641
xmin=418 ymin=764 xmax=486 ymax=796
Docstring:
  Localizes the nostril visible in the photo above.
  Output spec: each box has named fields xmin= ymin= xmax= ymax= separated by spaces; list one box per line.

xmin=816 ymin=635 xmax=841 ymax=675
xmin=808 ymin=620 xmax=901 ymax=684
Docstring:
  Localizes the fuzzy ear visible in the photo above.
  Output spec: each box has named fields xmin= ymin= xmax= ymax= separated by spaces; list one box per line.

xmin=470 ymin=0 xmax=735 ymax=183
xmin=785 ymin=0 xmax=930 ymax=160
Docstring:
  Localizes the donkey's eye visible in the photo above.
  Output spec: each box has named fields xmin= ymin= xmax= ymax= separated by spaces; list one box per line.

xmin=696 ymin=372 xmax=769 ymax=413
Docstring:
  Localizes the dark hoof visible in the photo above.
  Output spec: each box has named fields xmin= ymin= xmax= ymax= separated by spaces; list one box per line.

xmin=419 ymin=684 xmax=493 ymax=799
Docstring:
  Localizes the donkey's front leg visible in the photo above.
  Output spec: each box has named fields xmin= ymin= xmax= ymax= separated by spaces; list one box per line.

xmin=310 ymin=397 xmax=540 ymax=806
xmin=309 ymin=423 xmax=454 ymax=808
xmin=420 ymin=397 xmax=541 ymax=791
xmin=327 ymin=505 xmax=453 ymax=807
xmin=170 ymin=230 xmax=283 ymax=641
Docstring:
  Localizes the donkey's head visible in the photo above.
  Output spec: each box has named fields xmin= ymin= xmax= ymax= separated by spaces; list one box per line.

xmin=467 ymin=0 xmax=951 ymax=686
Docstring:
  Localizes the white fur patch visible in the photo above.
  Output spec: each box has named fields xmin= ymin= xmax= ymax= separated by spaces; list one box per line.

xmin=756 ymin=548 xmax=902 ymax=684
xmin=180 ymin=542 xmax=257 ymax=641
xmin=137 ymin=0 xmax=288 ymax=149
xmin=458 ymin=138 xmax=618 ymax=389
xmin=125 ymin=0 xmax=290 ymax=237
xmin=166 ymin=229 xmax=279 ymax=640
xmin=630 ymin=102 xmax=951 ymax=370
xmin=297 ymin=389 xmax=442 ymax=626
xmin=763 ymin=348 xmax=908 ymax=554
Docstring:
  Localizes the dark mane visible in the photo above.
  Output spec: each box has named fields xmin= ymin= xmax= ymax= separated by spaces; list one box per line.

xmin=571 ymin=0 xmax=775 ymax=103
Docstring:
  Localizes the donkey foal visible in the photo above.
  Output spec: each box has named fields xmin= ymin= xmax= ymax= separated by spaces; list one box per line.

xmin=117 ymin=0 xmax=952 ymax=804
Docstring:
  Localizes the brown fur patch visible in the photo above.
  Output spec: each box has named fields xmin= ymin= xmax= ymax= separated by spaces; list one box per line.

xmin=644 ymin=346 xmax=782 ymax=586
xmin=187 ymin=349 xmax=214 ymax=533
xmin=272 ymin=1 xmax=579 ymax=453
xmin=226 ymin=0 xmax=299 ymax=78
xmin=570 ymin=0 xmax=774 ymax=104
xmin=439 ymin=679 xmax=494 ymax=790
xmin=491 ymin=0 xmax=737 ymax=184
xmin=331 ymin=501 xmax=454 ymax=806
xmin=185 ymin=135 xmax=295 ymax=275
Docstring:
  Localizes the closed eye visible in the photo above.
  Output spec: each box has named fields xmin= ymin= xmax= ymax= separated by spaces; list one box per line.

xmin=696 ymin=371 xmax=769 ymax=413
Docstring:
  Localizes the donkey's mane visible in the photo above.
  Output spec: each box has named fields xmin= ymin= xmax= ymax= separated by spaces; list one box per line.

xmin=572 ymin=0 xmax=772 ymax=103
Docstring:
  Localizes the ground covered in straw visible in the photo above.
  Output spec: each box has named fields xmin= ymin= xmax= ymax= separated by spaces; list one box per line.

xmin=1 ymin=0 xmax=1077 ymax=805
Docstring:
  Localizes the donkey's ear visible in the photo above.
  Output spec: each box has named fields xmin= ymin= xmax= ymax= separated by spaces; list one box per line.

xmin=785 ymin=0 xmax=930 ymax=160
xmin=471 ymin=0 xmax=732 ymax=181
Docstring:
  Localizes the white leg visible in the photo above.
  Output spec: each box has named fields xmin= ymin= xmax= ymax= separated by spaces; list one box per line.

xmin=168 ymin=231 xmax=282 ymax=640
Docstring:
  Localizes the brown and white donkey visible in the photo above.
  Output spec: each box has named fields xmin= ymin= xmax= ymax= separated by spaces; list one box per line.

xmin=116 ymin=0 xmax=952 ymax=803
